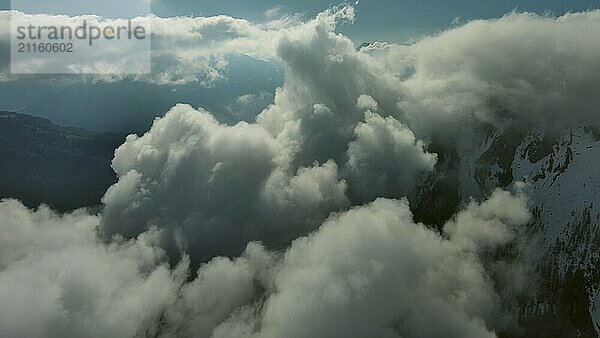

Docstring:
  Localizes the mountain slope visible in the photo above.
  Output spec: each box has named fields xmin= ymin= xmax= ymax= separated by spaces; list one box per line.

xmin=414 ymin=123 xmax=600 ymax=337
xmin=0 ymin=111 xmax=124 ymax=211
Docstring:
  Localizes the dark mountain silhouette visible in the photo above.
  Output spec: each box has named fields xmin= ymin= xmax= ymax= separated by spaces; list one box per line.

xmin=0 ymin=111 xmax=124 ymax=211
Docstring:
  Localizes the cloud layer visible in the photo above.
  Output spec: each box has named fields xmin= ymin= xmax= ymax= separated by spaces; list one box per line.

xmin=0 ymin=187 xmax=529 ymax=338
xmin=2 ymin=4 xmax=599 ymax=338
xmin=0 ymin=9 xmax=302 ymax=84
xmin=99 ymin=5 xmax=437 ymax=259
xmin=0 ymin=200 xmax=182 ymax=338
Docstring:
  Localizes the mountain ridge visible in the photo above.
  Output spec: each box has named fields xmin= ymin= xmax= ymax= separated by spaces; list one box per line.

xmin=0 ymin=111 xmax=125 ymax=211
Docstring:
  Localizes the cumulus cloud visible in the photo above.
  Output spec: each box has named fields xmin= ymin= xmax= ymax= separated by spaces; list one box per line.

xmin=98 ymin=3 xmax=600 ymax=274
xmin=0 ymin=10 xmax=298 ymax=84
xmin=3 ymin=4 xmax=598 ymax=338
xmin=3 ymin=5 xmax=600 ymax=123
xmin=444 ymin=187 xmax=530 ymax=251
xmin=0 ymin=188 xmax=529 ymax=338
xmin=101 ymin=103 xmax=349 ymax=260
xmin=239 ymin=188 xmax=528 ymax=338
xmin=377 ymin=11 xmax=600 ymax=132
xmin=0 ymin=198 xmax=279 ymax=338
xmin=225 ymin=91 xmax=276 ymax=122
xmin=160 ymin=242 xmax=277 ymax=338
xmin=0 ymin=199 xmax=184 ymax=338
xmin=148 ymin=14 xmax=297 ymax=85
xmin=97 ymin=5 xmax=436 ymax=259
xmin=356 ymin=94 xmax=378 ymax=111
xmin=4 ymin=11 xmax=151 ymax=75
xmin=345 ymin=111 xmax=437 ymax=201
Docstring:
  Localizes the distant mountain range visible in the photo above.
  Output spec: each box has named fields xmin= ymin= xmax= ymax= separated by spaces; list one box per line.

xmin=0 ymin=111 xmax=125 ymax=211
xmin=0 ymin=54 xmax=282 ymax=133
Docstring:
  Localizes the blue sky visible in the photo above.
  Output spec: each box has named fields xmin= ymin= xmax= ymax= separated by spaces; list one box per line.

xmin=8 ymin=0 xmax=149 ymax=18
xmin=149 ymin=0 xmax=600 ymax=42
xmin=3 ymin=0 xmax=600 ymax=42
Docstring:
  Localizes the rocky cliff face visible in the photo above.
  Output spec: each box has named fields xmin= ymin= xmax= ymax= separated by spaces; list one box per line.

xmin=415 ymin=123 xmax=600 ymax=336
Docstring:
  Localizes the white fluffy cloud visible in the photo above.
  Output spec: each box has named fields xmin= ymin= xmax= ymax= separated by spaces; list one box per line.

xmin=146 ymin=13 xmax=298 ymax=85
xmin=375 ymin=11 xmax=600 ymax=132
xmin=444 ymin=187 xmax=530 ymax=251
xmin=101 ymin=103 xmax=349 ymax=260
xmin=161 ymin=242 xmax=277 ymax=338
xmin=0 ymin=188 xmax=529 ymax=338
xmin=346 ymin=111 xmax=437 ymax=201
xmin=2 ymin=4 xmax=599 ymax=338
xmin=245 ymin=188 xmax=529 ymax=338
xmin=98 ymin=5 xmax=435 ymax=258
xmin=0 ymin=10 xmax=297 ymax=84
xmin=98 ymin=3 xmax=600 ymax=287
xmin=0 ymin=7 xmax=357 ymax=85
xmin=0 ymin=200 xmax=183 ymax=338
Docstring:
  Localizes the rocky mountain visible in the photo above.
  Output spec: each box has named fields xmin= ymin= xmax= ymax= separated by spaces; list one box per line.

xmin=415 ymin=123 xmax=600 ymax=337
xmin=0 ymin=111 xmax=124 ymax=211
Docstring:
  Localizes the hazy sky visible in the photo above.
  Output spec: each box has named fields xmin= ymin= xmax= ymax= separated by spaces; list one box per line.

xmin=151 ymin=0 xmax=600 ymax=42
xmin=3 ymin=0 xmax=600 ymax=42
